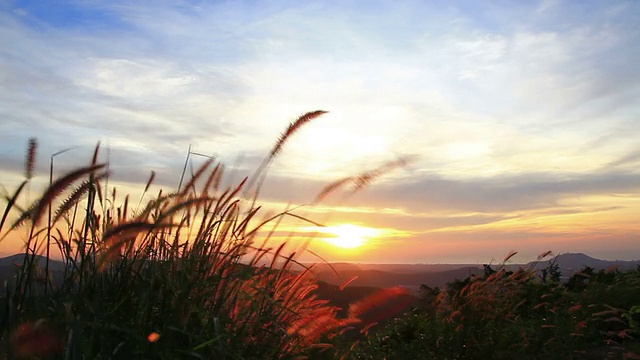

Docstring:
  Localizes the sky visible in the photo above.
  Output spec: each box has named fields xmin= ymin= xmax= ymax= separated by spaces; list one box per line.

xmin=0 ymin=0 xmax=639 ymax=264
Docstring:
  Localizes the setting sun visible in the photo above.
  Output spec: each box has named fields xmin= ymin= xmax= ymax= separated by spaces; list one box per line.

xmin=316 ymin=224 xmax=382 ymax=249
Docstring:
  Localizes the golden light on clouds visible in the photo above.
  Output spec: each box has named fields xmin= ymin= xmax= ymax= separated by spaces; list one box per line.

xmin=0 ymin=1 xmax=639 ymax=263
xmin=281 ymin=112 xmax=392 ymax=178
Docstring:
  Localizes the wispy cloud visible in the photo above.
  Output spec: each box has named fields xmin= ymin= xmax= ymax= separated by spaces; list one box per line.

xmin=345 ymin=170 xmax=640 ymax=213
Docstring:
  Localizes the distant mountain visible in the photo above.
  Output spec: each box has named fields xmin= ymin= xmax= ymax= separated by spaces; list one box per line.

xmin=0 ymin=254 xmax=66 ymax=290
xmin=527 ymin=253 xmax=640 ymax=274
xmin=1 ymin=252 xmax=637 ymax=294
xmin=0 ymin=254 xmax=65 ymax=271
xmin=310 ymin=253 xmax=640 ymax=290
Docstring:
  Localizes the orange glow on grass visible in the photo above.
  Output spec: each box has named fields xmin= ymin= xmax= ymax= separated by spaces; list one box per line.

xmin=147 ymin=332 xmax=161 ymax=343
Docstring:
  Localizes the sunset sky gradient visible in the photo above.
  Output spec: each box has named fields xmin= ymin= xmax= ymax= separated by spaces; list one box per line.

xmin=1 ymin=0 xmax=639 ymax=263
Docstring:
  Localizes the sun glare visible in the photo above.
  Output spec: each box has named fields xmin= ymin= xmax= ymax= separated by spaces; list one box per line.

xmin=318 ymin=224 xmax=382 ymax=249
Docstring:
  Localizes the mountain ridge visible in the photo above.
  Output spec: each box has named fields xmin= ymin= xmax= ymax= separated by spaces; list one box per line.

xmin=1 ymin=252 xmax=637 ymax=290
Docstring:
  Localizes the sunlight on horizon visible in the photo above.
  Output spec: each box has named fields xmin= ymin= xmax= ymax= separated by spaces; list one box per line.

xmin=307 ymin=224 xmax=383 ymax=249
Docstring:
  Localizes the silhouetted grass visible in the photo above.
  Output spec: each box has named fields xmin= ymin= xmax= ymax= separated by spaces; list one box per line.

xmin=347 ymin=253 xmax=640 ymax=360
xmin=4 ymin=113 xmax=636 ymax=360
xmin=0 ymin=111 xmax=413 ymax=359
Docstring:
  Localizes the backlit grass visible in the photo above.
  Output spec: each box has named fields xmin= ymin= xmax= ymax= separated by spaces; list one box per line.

xmin=0 ymin=111 xmax=410 ymax=359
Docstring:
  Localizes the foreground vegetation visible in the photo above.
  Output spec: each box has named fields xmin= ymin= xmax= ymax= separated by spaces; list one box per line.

xmin=349 ymin=256 xmax=640 ymax=360
xmin=0 ymin=112 xmax=638 ymax=359
xmin=0 ymin=111 xmax=409 ymax=359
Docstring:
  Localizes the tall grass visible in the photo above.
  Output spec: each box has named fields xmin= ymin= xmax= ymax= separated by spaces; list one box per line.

xmin=350 ymin=252 xmax=640 ymax=360
xmin=0 ymin=111 xmax=405 ymax=359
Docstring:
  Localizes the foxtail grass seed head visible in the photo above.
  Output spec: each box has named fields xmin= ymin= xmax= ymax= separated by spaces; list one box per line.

xmin=25 ymin=137 xmax=37 ymax=180
xmin=0 ymin=112 xmax=441 ymax=359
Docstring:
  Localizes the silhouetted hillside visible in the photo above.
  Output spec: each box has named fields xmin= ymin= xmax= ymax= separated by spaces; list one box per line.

xmin=314 ymin=280 xmax=419 ymax=336
xmin=0 ymin=254 xmax=66 ymax=287
xmin=313 ymin=266 xmax=481 ymax=290
xmin=0 ymin=254 xmax=65 ymax=270
xmin=305 ymin=262 xmax=485 ymax=274
xmin=528 ymin=252 xmax=640 ymax=275
xmin=315 ymin=281 xmax=381 ymax=316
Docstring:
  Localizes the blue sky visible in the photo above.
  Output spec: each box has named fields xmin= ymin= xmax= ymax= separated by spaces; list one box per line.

xmin=1 ymin=0 xmax=639 ymax=263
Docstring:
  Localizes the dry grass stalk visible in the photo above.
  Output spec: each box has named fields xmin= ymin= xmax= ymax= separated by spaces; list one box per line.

xmin=179 ymin=158 xmax=214 ymax=198
xmin=30 ymin=164 xmax=106 ymax=226
xmin=339 ymin=276 xmax=359 ymax=291
xmin=248 ymin=110 xmax=328 ymax=192
xmin=0 ymin=181 xmax=28 ymax=236
xmin=314 ymin=156 xmax=415 ymax=203
xmin=25 ymin=138 xmax=37 ymax=180
xmin=271 ymin=110 xmax=328 ymax=159
xmin=9 ymin=176 xmax=103 ymax=234
xmin=1 ymin=113 xmax=422 ymax=358
xmin=53 ymin=173 xmax=109 ymax=224
xmin=143 ymin=171 xmax=155 ymax=194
